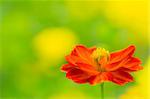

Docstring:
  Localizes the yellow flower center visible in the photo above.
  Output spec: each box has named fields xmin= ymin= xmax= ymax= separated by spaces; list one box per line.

xmin=92 ymin=48 xmax=109 ymax=61
xmin=91 ymin=48 xmax=110 ymax=72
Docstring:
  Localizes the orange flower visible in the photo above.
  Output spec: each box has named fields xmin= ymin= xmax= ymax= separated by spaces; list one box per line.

xmin=61 ymin=45 xmax=143 ymax=85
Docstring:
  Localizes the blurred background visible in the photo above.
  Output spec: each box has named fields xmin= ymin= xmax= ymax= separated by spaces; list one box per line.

xmin=0 ymin=0 xmax=149 ymax=99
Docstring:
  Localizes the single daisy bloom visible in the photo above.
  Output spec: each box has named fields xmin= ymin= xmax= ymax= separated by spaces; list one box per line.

xmin=61 ymin=45 xmax=143 ymax=85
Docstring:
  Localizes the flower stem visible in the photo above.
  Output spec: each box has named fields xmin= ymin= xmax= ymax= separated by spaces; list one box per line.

xmin=101 ymin=83 xmax=104 ymax=99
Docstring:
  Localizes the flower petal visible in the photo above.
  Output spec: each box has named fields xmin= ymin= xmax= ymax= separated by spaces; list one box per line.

xmin=88 ymin=72 xmax=113 ymax=85
xmin=105 ymin=57 xmax=128 ymax=71
xmin=66 ymin=68 xmax=91 ymax=84
xmin=105 ymin=45 xmax=136 ymax=71
xmin=75 ymin=45 xmax=93 ymax=61
xmin=106 ymin=57 xmax=143 ymax=72
xmin=123 ymin=57 xmax=143 ymax=71
xmin=71 ymin=45 xmax=96 ymax=56
xmin=76 ymin=62 xmax=99 ymax=75
xmin=88 ymin=46 xmax=97 ymax=53
xmin=64 ymin=45 xmax=99 ymax=79
xmin=66 ymin=45 xmax=96 ymax=67
xmin=61 ymin=64 xmax=74 ymax=72
xmin=65 ymin=55 xmax=83 ymax=66
xmin=110 ymin=45 xmax=135 ymax=64
xmin=110 ymin=70 xmax=133 ymax=85
xmin=72 ymin=45 xmax=96 ymax=63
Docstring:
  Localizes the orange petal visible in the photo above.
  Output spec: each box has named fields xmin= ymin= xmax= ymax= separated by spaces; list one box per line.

xmin=117 ymin=66 xmax=143 ymax=72
xmin=88 ymin=46 xmax=96 ymax=53
xmin=66 ymin=45 xmax=96 ymax=66
xmin=75 ymin=45 xmax=93 ymax=60
xmin=105 ymin=57 xmax=129 ymax=71
xmin=88 ymin=72 xmax=113 ymax=85
xmin=105 ymin=45 xmax=136 ymax=71
xmin=128 ymin=65 xmax=143 ymax=71
xmin=109 ymin=45 xmax=135 ymax=64
xmin=73 ymin=45 xmax=96 ymax=63
xmin=123 ymin=57 xmax=143 ymax=71
xmin=61 ymin=64 xmax=74 ymax=72
xmin=71 ymin=45 xmax=96 ymax=56
xmin=76 ymin=62 xmax=99 ymax=75
xmin=110 ymin=70 xmax=133 ymax=85
xmin=65 ymin=55 xmax=82 ymax=66
xmin=125 ymin=57 xmax=141 ymax=67
xmin=66 ymin=68 xmax=91 ymax=84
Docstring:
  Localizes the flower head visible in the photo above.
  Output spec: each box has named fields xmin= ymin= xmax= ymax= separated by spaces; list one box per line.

xmin=61 ymin=45 xmax=143 ymax=85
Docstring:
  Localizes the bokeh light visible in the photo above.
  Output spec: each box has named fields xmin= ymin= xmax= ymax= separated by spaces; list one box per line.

xmin=33 ymin=28 xmax=78 ymax=63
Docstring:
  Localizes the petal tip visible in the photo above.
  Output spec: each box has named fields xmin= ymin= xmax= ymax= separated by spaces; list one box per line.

xmin=128 ymin=45 xmax=136 ymax=51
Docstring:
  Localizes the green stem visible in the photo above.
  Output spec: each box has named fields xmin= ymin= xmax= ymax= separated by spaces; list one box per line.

xmin=101 ymin=83 xmax=104 ymax=99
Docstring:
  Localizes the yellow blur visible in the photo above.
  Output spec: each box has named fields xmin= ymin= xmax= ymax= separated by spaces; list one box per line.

xmin=33 ymin=28 xmax=78 ymax=62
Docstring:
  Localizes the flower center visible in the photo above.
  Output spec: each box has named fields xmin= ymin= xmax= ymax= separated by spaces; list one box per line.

xmin=91 ymin=48 xmax=110 ymax=72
